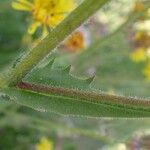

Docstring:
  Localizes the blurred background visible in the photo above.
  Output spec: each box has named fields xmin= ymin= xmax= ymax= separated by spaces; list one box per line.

xmin=0 ymin=0 xmax=150 ymax=149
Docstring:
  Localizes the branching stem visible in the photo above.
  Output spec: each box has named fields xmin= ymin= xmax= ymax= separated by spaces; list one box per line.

xmin=0 ymin=0 xmax=110 ymax=87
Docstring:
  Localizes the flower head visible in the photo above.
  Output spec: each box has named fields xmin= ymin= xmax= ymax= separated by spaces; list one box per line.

xmin=133 ymin=1 xmax=145 ymax=13
xmin=36 ymin=137 xmax=53 ymax=150
xmin=132 ymin=0 xmax=149 ymax=20
xmin=130 ymin=48 xmax=146 ymax=62
xmin=12 ymin=0 xmax=76 ymax=37
xmin=133 ymin=31 xmax=150 ymax=49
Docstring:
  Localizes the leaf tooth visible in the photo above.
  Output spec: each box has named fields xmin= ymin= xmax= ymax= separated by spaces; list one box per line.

xmin=0 ymin=92 xmax=15 ymax=102
xmin=62 ymin=65 xmax=72 ymax=73
xmin=85 ymin=76 xmax=95 ymax=84
xmin=46 ymin=58 xmax=55 ymax=68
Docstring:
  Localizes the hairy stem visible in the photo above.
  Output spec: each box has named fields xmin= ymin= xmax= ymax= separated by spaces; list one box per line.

xmin=0 ymin=0 xmax=110 ymax=87
xmin=1 ymin=82 xmax=150 ymax=117
xmin=17 ymin=82 xmax=150 ymax=107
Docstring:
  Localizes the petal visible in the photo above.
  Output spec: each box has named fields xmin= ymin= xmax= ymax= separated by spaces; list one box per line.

xmin=28 ymin=22 xmax=41 ymax=34
xmin=12 ymin=2 xmax=32 ymax=11
xmin=42 ymin=25 xmax=49 ymax=38
xmin=16 ymin=0 xmax=33 ymax=7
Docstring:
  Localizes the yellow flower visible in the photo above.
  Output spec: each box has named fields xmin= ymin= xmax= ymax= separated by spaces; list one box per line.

xmin=36 ymin=137 xmax=53 ymax=150
xmin=133 ymin=1 xmax=145 ymax=13
xmin=133 ymin=1 xmax=149 ymax=20
xmin=143 ymin=63 xmax=150 ymax=81
xmin=12 ymin=0 xmax=76 ymax=36
xmin=133 ymin=31 xmax=150 ymax=49
xmin=146 ymin=48 xmax=150 ymax=58
xmin=130 ymin=48 xmax=146 ymax=62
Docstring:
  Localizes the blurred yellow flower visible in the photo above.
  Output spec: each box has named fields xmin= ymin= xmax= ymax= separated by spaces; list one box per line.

xmin=12 ymin=0 xmax=75 ymax=37
xmin=133 ymin=1 xmax=145 ymax=13
xmin=132 ymin=0 xmax=150 ymax=21
xmin=36 ymin=137 xmax=53 ymax=150
xmin=133 ymin=31 xmax=150 ymax=49
xmin=146 ymin=48 xmax=150 ymax=58
xmin=130 ymin=48 xmax=146 ymax=62
xmin=143 ymin=63 xmax=150 ymax=81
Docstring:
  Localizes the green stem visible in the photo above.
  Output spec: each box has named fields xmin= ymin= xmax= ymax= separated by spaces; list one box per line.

xmin=0 ymin=0 xmax=110 ymax=87
xmin=17 ymin=82 xmax=150 ymax=107
xmin=1 ymin=83 xmax=150 ymax=117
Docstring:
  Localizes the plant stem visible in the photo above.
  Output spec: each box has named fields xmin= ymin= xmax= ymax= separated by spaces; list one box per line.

xmin=0 ymin=0 xmax=110 ymax=87
xmin=1 ymin=83 xmax=150 ymax=117
xmin=17 ymin=82 xmax=150 ymax=107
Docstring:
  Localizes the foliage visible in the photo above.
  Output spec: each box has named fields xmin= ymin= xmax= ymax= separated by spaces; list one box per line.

xmin=0 ymin=0 xmax=150 ymax=149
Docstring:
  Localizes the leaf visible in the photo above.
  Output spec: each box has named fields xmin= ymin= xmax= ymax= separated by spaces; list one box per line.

xmin=24 ymin=59 xmax=94 ymax=90
xmin=1 ymin=84 xmax=150 ymax=118
xmin=1 ymin=60 xmax=150 ymax=118
xmin=0 ymin=0 xmax=150 ymax=118
xmin=1 ymin=51 xmax=150 ymax=118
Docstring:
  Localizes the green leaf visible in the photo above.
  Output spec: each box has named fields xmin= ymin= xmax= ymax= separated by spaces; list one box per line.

xmin=0 ymin=0 xmax=150 ymax=118
xmin=1 ymin=61 xmax=150 ymax=118
xmin=1 ymin=85 xmax=150 ymax=118
xmin=24 ymin=59 xmax=94 ymax=90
